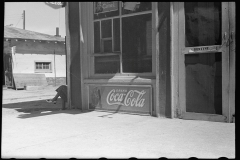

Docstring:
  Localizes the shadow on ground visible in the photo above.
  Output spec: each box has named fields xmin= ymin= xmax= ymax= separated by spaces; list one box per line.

xmin=2 ymin=99 xmax=93 ymax=119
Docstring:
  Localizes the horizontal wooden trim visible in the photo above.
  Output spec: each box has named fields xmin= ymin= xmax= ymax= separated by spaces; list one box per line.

xmin=90 ymin=108 xmax=151 ymax=116
xmin=91 ymin=53 xmax=121 ymax=56
xmin=91 ymin=73 xmax=155 ymax=77
xmin=102 ymin=37 xmax=112 ymax=40
xmin=93 ymin=10 xmax=152 ymax=22
xmin=180 ymin=112 xmax=227 ymax=122
xmin=84 ymin=77 xmax=155 ymax=84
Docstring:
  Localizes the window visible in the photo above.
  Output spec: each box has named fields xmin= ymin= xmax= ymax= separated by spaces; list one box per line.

xmin=35 ymin=62 xmax=52 ymax=73
xmin=184 ymin=2 xmax=222 ymax=47
xmin=93 ymin=2 xmax=152 ymax=74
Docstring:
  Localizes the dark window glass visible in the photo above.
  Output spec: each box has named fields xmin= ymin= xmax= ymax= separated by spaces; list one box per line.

xmin=113 ymin=18 xmax=120 ymax=52
xmin=122 ymin=14 xmax=152 ymax=73
xmin=101 ymin=19 xmax=112 ymax=38
xmin=122 ymin=2 xmax=151 ymax=15
xmin=95 ymin=55 xmax=120 ymax=74
xmin=185 ymin=53 xmax=222 ymax=114
xmin=94 ymin=21 xmax=101 ymax=53
xmin=36 ymin=63 xmax=42 ymax=69
xmin=103 ymin=39 xmax=112 ymax=52
xmin=185 ymin=2 xmax=222 ymax=47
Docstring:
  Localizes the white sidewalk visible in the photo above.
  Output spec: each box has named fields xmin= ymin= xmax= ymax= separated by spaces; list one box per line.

xmin=2 ymin=87 xmax=236 ymax=158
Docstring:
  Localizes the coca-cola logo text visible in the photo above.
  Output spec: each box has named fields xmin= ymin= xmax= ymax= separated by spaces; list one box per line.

xmin=106 ymin=89 xmax=146 ymax=107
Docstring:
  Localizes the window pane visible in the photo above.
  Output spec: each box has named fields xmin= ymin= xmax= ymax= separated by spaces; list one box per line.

xmin=94 ymin=21 xmax=101 ymax=53
xmin=113 ymin=18 xmax=120 ymax=52
xmin=122 ymin=14 xmax=152 ymax=73
xmin=185 ymin=2 xmax=222 ymax=47
xmin=185 ymin=53 xmax=222 ymax=114
xmin=36 ymin=63 xmax=42 ymax=69
xmin=35 ymin=62 xmax=51 ymax=70
xmin=103 ymin=39 xmax=112 ymax=52
xmin=95 ymin=55 xmax=120 ymax=74
xmin=101 ymin=19 xmax=112 ymax=38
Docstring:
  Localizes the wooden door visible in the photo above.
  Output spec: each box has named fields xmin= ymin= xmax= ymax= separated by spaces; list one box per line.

xmin=178 ymin=2 xmax=230 ymax=122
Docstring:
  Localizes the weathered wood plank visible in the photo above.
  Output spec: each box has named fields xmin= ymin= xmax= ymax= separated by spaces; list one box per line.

xmin=171 ymin=2 xmax=179 ymax=118
xmin=229 ymin=2 xmax=235 ymax=123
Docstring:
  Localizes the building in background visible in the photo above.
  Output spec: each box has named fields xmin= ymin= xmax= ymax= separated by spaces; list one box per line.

xmin=65 ymin=2 xmax=235 ymax=123
xmin=3 ymin=26 xmax=66 ymax=89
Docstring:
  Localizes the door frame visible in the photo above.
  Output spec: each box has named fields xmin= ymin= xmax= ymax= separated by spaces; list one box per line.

xmin=174 ymin=2 xmax=232 ymax=122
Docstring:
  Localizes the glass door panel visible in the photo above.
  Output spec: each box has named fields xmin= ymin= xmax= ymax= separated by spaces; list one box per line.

xmin=185 ymin=53 xmax=222 ymax=114
xmin=185 ymin=2 xmax=222 ymax=47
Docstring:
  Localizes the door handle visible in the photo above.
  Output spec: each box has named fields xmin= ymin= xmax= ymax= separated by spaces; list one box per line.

xmin=222 ymin=32 xmax=229 ymax=47
xmin=223 ymin=32 xmax=227 ymax=40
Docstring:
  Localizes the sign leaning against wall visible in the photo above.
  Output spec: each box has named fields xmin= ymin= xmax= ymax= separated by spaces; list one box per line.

xmin=89 ymin=85 xmax=152 ymax=115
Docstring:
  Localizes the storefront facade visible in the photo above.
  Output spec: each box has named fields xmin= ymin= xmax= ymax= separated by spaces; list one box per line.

xmin=65 ymin=2 xmax=235 ymax=122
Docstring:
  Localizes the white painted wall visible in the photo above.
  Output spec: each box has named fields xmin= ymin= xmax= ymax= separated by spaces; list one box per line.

xmin=11 ymin=53 xmax=66 ymax=77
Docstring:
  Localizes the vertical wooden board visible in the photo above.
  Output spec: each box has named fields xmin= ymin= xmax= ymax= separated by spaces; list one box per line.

xmin=80 ymin=2 xmax=89 ymax=110
xmin=229 ymin=2 xmax=235 ymax=122
xmin=65 ymin=3 xmax=72 ymax=109
xmin=155 ymin=3 xmax=160 ymax=117
xmin=178 ymin=2 xmax=186 ymax=117
xmin=158 ymin=2 xmax=171 ymax=117
xmin=170 ymin=2 xmax=179 ymax=118
xmin=69 ymin=2 xmax=82 ymax=109
xmin=158 ymin=2 xmax=171 ymax=118
xmin=221 ymin=2 xmax=230 ymax=122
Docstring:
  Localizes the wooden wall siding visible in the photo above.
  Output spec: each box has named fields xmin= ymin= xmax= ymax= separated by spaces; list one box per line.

xmin=229 ymin=2 xmax=235 ymax=122
xmin=11 ymin=53 xmax=66 ymax=77
xmin=10 ymin=40 xmax=65 ymax=55
xmin=158 ymin=2 xmax=171 ymax=117
xmin=67 ymin=2 xmax=82 ymax=109
xmin=170 ymin=3 xmax=179 ymax=118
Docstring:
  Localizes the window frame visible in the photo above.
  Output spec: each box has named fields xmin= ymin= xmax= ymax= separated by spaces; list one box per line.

xmin=89 ymin=2 xmax=157 ymax=77
xmin=34 ymin=61 xmax=52 ymax=73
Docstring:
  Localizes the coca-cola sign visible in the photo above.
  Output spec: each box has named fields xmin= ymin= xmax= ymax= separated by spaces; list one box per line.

xmin=94 ymin=2 xmax=118 ymax=14
xmin=89 ymin=85 xmax=152 ymax=114
xmin=106 ymin=89 xmax=146 ymax=107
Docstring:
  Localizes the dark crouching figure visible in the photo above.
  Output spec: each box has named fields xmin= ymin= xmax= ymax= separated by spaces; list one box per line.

xmin=46 ymin=85 xmax=68 ymax=110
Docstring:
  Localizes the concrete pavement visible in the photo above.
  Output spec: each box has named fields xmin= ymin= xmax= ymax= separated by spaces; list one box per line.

xmin=2 ymin=87 xmax=236 ymax=158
